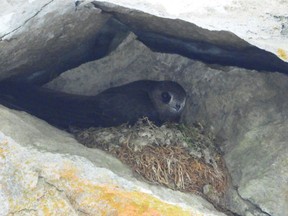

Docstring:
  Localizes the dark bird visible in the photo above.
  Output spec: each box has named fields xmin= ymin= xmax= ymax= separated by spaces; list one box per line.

xmin=0 ymin=80 xmax=186 ymax=129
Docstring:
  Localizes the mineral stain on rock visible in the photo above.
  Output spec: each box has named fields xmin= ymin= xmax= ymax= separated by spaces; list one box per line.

xmin=0 ymin=138 xmax=194 ymax=216
xmin=277 ymin=48 xmax=288 ymax=60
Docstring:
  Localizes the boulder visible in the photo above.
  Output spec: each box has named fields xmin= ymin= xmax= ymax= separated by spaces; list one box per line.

xmin=0 ymin=0 xmax=110 ymax=81
xmin=1 ymin=0 xmax=288 ymax=215
xmin=92 ymin=0 xmax=288 ymax=63
xmin=0 ymin=105 xmax=226 ymax=216
xmin=1 ymin=0 xmax=287 ymax=83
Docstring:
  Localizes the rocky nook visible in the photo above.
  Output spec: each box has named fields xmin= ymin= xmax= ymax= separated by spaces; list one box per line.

xmin=0 ymin=0 xmax=287 ymax=216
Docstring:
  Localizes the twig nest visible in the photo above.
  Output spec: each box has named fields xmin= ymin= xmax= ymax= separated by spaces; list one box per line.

xmin=72 ymin=118 xmax=229 ymax=206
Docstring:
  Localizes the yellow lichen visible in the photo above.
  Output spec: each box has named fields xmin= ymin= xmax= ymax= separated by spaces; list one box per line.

xmin=58 ymin=165 xmax=194 ymax=216
xmin=38 ymin=187 xmax=76 ymax=216
xmin=277 ymin=48 xmax=288 ymax=60
xmin=0 ymin=140 xmax=8 ymax=158
xmin=4 ymin=143 xmax=197 ymax=215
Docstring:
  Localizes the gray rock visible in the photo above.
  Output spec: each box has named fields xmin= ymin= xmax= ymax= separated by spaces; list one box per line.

xmin=1 ymin=0 xmax=287 ymax=83
xmin=91 ymin=1 xmax=288 ymax=74
xmin=47 ymin=35 xmax=288 ymax=216
xmin=1 ymin=1 xmax=288 ymax=215
xmin=0 ymin=105 xmax=227 ymax=216
xmin=0 ymin=0 xmax=110 ymax=80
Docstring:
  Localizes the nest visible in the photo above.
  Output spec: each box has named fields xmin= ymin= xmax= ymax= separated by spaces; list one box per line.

xmin=72 ymin=118 xmax=229 ymax=204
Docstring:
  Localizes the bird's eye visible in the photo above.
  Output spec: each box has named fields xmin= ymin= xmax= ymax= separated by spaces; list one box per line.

xmin=161 ymin=92 xmax=171 ymax=104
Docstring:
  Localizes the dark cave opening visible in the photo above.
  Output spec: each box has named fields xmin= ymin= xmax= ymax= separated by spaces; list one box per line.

xmin=89 ymin=17 xmax=288 ymax=76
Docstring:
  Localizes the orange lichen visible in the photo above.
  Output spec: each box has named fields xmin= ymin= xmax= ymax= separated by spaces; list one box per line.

xmin=57 ymin=165 xmax=193 ymax=216
xmin=94 ymin=186 xmax=193 ymax=216
xmin=1 ymin=132 xmax=203 ymax=215
xmin=8 ymin=159 xmax=186 ymax=216
xmin=277 ymin=48 xmax=288 ymax=60
xmin=0 ymin=140 xmax=8 ymax=158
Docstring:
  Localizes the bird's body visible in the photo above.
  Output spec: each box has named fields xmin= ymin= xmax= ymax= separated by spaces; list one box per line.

xmin=0 ymin=80 xmax=186 ymax=129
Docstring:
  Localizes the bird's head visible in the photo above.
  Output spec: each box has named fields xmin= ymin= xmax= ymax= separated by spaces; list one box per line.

xmin=150 ymin=81 xmax=186 ymax=122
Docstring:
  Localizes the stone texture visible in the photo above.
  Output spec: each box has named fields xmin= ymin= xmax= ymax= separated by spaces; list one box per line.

xmin=94 ymin=0 xmax=288 ymax=62
xmin=0 ymin=0 xmax=110 ymax=80
xmin=91 ymin=1 xmax=288 ymax=74
xmin=47 ymin=36 xmax=288 ymax=216
xmin=1 ymin=0 xmax=287 ymax=83
xmin=226 ymin=120 xmax=288 ymax=216
xmin=45 ymin=33 xmax=164 ymax=95
xmin=1 ymin=0 xmax=288 ymax=215
xmin=0 ymin=105 xmax=226 ymax=216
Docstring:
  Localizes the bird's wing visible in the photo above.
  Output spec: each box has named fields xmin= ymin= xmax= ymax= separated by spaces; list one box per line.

xmin=90 ymin=89 xmax=157 ymax=127
xmin=0 ymin=82 xmax=96 ymax=128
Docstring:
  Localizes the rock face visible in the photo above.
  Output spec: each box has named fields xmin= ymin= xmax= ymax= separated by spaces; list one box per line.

xmin=47 ymin=34 xmax=288 ymax=216
xmin=91 ymin=0 xmax=288 ymax=63
xmin=0 ymin=0 xmax=110 ymax=81
xmin=0 ymin=105 xmax=226 ymax=216
xmin=1 ymin=0 xmax=288 ymax=84
xmin=1 ymin=0 xmax=288 ymax=216
xmin=91 ymin=1 xmax=288 ymax=74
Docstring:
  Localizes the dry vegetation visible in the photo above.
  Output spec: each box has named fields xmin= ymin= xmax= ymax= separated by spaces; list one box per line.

xmin=72 ymin=118 xmax=229 ymax=205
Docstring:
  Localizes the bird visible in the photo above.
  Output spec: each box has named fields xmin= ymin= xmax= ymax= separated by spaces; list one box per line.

xmin=0 ymin=80 xmax=186 ymax=129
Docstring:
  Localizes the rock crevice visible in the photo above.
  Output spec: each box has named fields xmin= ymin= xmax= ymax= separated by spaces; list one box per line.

xmin=0 ymin=1 xmax=288 ymax=216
